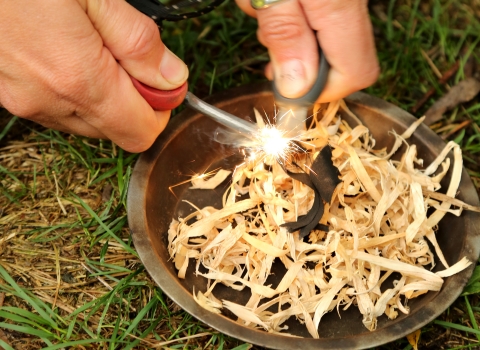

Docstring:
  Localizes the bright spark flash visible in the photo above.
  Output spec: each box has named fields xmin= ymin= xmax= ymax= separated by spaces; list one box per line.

xmin=258 ymin=126 xmax=291 ymax=159
xmin=211 ymin=108 xmax=313 ymax=164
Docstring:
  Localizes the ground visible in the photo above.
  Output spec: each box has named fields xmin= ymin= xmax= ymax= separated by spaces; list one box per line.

xmin=1 ymin=0 xmax=480 ymax=349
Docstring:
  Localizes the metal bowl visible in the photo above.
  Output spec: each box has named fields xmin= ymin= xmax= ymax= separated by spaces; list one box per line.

xmin=127 ymin=83 xmax=480 ymax=349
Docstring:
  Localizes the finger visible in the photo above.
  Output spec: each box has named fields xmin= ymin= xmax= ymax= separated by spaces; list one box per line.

xmin=264 ymin=62 xmax=273 ymax=81
xmin=0 ymin=0 xmax=169 ymax=152
xmin=300 ymin=0 xmax=379 ymax=102
xmin=235 ymin=0 xmax=257 ymax=18
xmin=37 ymin=115 xmax=107 ymax=139
xmin=77 ymin=51 xmax=171 ymax=152
xmin=61 ymin=2 xmax=172 ymax=153
xmin=254 ymin=0 xmax=319 ymax=98
xmin=79 ymin=0 xmax=188 ymax=90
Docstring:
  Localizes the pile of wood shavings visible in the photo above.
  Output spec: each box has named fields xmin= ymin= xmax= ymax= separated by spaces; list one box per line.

xmin=168 ymin=100 xmax=474 ymax=338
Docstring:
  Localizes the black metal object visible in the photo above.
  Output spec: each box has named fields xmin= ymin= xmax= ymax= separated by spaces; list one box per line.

xmin=127 ymin=0 xmax=228 ymax=29
xmin=127 ymin=83 xmax=480 ymax=349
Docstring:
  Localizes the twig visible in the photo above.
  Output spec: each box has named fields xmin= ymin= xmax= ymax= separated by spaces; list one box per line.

xmin=0 ymin=232 xmax=16 ymax=245
xmin=52 ymin=171 xmax=67 ymax=216
xmin=151 ymin=332 xmax=212 ymax=348
xmin=52 ymin=244 xmax=61 ymax=310
xmin=0 ymin=141 xmax=51 ymax=151
xmin=412 ymin=61 xmax=460 ymax=113
xmin=442 ymin=120 xmax=472 ymax=140
xmin=421 ymin=49 xmax=443 ymax=78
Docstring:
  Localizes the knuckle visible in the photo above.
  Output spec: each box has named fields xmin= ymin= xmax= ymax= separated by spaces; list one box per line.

xmin=123 ymin=18 xmax=160 ymax=58
xmin=50 ymin=73 xmax=91 ymax=106
xmin=50 ymin=51 xmax=110 ymax=107
xmin=259 ymin=15 xmax=303 ymax=47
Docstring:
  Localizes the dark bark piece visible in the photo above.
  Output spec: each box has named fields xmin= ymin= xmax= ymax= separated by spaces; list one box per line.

xmin=280 ymin=164 xmax=319 ymax=231
xmin=424 ymin=77 xmax=480 ymax=125
xmin=310 ymin=146 xmax=342 ymax=203
xmin=298 ymin=199 xmax=324 ymax=239
xmin=282 ymin=165 xmax=314 ymax=189
xmin=283 ymin=190 xmax=320 ymax=232
xmin=281 ymin=146 xmax=341 ymax=239
xmin=315 ymin=224 xmax=330 ymax=232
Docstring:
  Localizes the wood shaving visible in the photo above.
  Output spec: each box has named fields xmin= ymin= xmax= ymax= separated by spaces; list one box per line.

xmin=167 ymin=101 xmax=473 ymax=338
xmin=190 ymin=169 xmax=232 ymax=189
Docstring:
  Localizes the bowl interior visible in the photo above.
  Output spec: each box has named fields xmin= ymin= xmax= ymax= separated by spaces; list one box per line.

xmin=128 ymin=85 xmax=480 ymax=349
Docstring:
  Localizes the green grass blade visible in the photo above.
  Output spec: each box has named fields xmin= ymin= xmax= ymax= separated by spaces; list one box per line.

xmin=65 ymin=314 xmax=77 ymax=341
xmin=118 ymin=297 xmax=158 ymax=342
xmin=0 ymin=164 xmax=26 ymax=188
xmin=2 ymin=306 xmax=49 ymax=324
xmin=0 ymin=339 xmax=15 ymax=350
xmin=108 ymin=314 xmax=122 ymax=350
xmin=97 ymin=291 xmax=117 ymax=335
xmin=0 ymin=322 xmax=53 ymax=339
xmin=117 ymin=148 xmax=124 ymax=197
xmin=90 ymin=166 xmax=117 ymax=186
xmin=0 ymin=265 xmax=57 ymax=328
xmin=434 ymin=320 xmax=480 ymax=336
xmin=41 ymin=339 xmax=110 ymax=349
xmin=0 ymin=116 xmax=18 ymax=142
xmin=121 ymin=317 xmax=162 ymax=350
xmin=120 ymin=165 xmax=132 ymax=204
xmin=231 ymin=344 xmax=252 ymax=350
xmin=71 ymin=194 xmax=136 ymax=255
xmin=85 ymin=261 xmax=132 ymax=274
xmin=462 ymin=265 xmax=480 ymax=295
xmin=464 ymin=296 xmax=480 ymax=342
xmin=0 ymin=309 xmax=51 ymax=329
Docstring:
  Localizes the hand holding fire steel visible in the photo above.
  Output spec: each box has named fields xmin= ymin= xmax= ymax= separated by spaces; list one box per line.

xmin=236 ymin=0 xmax=380 ymax=102
xmin=0 ymin=0 xmax=379 ymax=153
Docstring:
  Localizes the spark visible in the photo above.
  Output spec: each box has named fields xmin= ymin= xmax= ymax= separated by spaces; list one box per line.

xmin=236 ymin=123 xmax=310 ymax=167
xmin=211 ymin=107 xmax=316 ymax=168
xmin=257 ymin=126 xmax=291 ymax=160
xmin=168 ymin=167 xmax=221 ymax=197
xmin=304 ymin=164 xmax=317 ymax=177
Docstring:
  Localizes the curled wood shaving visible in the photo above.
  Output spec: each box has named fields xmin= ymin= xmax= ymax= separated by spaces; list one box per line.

xmin=190 ymin=169 xmax=232 ymax=189
xmin=167 ymin=100 xmax=473 ymax=338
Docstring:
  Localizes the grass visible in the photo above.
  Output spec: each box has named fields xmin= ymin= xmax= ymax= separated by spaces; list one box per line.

xmin=1 ymin=0 xmax=480 ymax=348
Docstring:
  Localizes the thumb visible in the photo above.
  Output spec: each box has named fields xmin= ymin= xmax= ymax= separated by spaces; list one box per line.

xmin=80 ymin=0 xmax=188 ymax=90
xmin=254 ymin=0 xmax=318 ymax=98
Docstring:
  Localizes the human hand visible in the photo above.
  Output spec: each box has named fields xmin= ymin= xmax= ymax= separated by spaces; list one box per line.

xmin=0 ymin=0 xmax=188 ymax=152
xmin=235 ymin=0 xmax=379 ymax=102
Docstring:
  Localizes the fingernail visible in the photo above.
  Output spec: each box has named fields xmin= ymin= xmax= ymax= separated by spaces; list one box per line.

xmin=160 ymin=48 xmax=189 ymax=85
xmin=275 ymin=59 xmax=308 ymax=98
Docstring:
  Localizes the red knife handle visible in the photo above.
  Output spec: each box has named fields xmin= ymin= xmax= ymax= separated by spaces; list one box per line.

xmin=130 ymin=77 xmax=188 ymax=111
